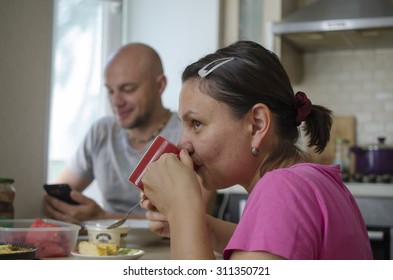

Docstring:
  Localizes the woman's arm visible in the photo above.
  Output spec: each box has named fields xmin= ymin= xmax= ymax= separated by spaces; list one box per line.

xmin=168 ymin=199 xmax=215 ymax=259
xmin=201 ymin=187 xmax=217 ymax=215
xmin=205 ymin=215 xmax=237 ymax=253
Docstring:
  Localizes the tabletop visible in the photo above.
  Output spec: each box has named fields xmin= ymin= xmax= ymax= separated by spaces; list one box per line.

xmin=138 ymin=238 xmax=171 ymax=260
xmin=42 ymin=237 xmax=171 ymax=260
xmin=46 ymin=237 xmax=225 ymax=260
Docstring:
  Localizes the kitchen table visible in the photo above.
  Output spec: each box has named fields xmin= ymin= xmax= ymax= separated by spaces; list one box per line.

xmin=138 ymin=238 xmax=171 ymax=260
xmin=42 ymin=237 xmax=171 ymax=260
xmin=46 ymin=237 xmax=223 ymax=260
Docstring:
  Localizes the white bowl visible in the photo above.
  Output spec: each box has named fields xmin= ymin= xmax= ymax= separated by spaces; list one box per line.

xmin=84 ymin=219 xmax=162 ymax=246
xmin=85 ymin=224 xmax=128 ymax=247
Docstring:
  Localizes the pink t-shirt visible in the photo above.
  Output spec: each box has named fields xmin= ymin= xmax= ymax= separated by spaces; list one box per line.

xmin=224 ymin=163 xmax=373 ymax=260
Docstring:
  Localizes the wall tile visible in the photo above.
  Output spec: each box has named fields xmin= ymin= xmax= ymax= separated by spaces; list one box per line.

xmin=299 ymin=48 xmax=393 ymax=146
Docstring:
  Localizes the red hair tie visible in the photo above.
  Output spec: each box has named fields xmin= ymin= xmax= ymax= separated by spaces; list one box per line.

xmin=295 ymin=91 xmax=312 ymax=126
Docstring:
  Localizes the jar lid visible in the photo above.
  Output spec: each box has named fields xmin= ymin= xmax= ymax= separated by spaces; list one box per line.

xmin=365 ymin=137 xmax=393 ymax=150
xmin=335 ymin=138 xmax=349 ymax=144
xmin=0 ymin=178 xmax=15 ymax=183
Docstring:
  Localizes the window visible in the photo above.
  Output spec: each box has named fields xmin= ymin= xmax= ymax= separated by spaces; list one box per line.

xmin=47 ymin=0 xmax=122 ymax=199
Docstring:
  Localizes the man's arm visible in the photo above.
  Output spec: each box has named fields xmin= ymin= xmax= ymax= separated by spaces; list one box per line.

xmin=44 ymin=167 xmax=146 ymax=223
xmin=53 ymin=167 xmax=92 ymax=192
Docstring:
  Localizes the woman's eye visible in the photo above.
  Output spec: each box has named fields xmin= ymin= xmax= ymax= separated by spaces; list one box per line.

xmin=191 ymin=119 xmax=202 ymax=129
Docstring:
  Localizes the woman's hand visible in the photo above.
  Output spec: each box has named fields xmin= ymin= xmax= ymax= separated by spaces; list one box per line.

xmin=140 ymin=192 xmax=170 ymax=238
xmin=142 ymin=150 xmax=216 ymax=259
xmin=142 ymin=149 xmax=203 ymax=218
xmin=147 ymin=209 xmax=171 ymax=238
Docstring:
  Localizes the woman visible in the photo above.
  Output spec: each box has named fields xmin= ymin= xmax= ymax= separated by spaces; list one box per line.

xmin=141 ymin=41 xmax=373 ymax=260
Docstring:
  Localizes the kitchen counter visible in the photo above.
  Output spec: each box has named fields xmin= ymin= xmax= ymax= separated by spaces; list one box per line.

xmin=218 ymin=183 xmax=393 ymax=198
xmin=346 ymin=183 xmax=393 ymax=198
xmin=218 ymin=182 xmax=393 ymax=227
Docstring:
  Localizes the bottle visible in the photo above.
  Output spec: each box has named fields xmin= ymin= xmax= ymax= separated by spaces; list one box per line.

xmin=0 ymin=177 xmax=16 ymax=219
xmin=333 ymin=138 xmax=351 ymax=182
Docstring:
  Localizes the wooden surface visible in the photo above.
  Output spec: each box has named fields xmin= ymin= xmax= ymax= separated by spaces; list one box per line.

xmin=309 ymin=115 xmax=356 ymax=166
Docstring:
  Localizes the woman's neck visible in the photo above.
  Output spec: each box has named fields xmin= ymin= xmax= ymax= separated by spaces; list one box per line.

xmin=244 ymin=146 xmax=306 ymax=193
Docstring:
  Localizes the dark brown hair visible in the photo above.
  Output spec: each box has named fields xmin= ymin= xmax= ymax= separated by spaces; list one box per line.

xmin=182 ymin=41 xmax=332 ymax=166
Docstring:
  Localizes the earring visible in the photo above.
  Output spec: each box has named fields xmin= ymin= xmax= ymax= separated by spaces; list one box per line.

xmin=251 ymin=147 xmax=259 ymax=157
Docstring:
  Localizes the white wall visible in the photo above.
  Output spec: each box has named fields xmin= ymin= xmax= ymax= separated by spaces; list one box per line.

xmin=123 ymin=0 xmax=220 ymax=111
xmin=0 ymin=0 xmax=53 ymax=218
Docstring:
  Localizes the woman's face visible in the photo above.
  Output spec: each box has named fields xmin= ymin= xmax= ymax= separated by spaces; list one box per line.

xmin=178 ymin=79 xmax=256 ymax=190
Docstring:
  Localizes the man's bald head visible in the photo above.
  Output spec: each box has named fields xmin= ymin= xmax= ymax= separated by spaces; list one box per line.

xmin=105 ymin=43 xmax=164 ymax=78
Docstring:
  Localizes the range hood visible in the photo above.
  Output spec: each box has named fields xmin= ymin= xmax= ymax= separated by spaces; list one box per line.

xmin=272 ymin=0 xmax=393 ymax=51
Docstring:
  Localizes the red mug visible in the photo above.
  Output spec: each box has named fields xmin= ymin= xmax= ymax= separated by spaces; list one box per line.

xmin=129 ymin=136 xmax=180 ymax=190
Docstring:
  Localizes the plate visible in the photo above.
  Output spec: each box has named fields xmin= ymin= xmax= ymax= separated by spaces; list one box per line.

xmin=71 ymin=248 xmax=145 ymax=260
xmin=0 ymin=242 xmax=37 ymax=260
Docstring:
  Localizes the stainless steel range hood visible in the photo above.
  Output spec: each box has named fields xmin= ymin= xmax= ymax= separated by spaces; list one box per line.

xmin=272 ymin=0 xmax=393 ymax=51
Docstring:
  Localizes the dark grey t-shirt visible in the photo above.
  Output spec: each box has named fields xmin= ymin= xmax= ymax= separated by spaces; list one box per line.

xmin=68 ymin=113 xmax=182 ymax=214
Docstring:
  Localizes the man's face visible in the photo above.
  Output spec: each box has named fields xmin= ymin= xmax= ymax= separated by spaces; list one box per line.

xmin=104 ymin=57 xmax=160 ymax=129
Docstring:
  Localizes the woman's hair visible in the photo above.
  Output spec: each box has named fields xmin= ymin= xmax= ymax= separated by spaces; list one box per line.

xmin=182 ymin=41 xmax=332 ymax=167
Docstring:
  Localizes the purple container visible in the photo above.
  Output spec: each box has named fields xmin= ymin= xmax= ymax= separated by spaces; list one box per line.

xmin=350 ymin=137 xmax=393 ymax=175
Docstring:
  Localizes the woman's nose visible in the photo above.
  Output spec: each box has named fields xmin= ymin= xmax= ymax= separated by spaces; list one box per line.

xmin=178 ymin=137 xmax=195 ymax=155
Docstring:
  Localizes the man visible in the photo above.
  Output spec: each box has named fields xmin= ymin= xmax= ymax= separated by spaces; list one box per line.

xmin=43 ymin=43 xmax=216 ymax=224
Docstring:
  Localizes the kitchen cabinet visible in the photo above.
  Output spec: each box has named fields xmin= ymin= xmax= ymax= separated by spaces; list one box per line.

xmin=270 ymin=0 xmax=307 ymax=84
xmin=221 ymin=0 xmax=308 ymax=83
xmin=347 ymin=182 xmax=393 ymax=260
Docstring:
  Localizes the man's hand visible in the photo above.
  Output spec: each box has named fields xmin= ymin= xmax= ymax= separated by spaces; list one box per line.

xmin=43 ymin=190 xmax=106 ymax=224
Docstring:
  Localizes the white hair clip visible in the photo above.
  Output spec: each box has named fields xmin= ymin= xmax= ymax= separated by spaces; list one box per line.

xmin=198 ymin=57 xmax=234 ymax=78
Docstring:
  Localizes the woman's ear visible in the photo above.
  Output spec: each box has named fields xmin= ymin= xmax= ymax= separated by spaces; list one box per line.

xmin=250 ymin=103 xmax=271 ymax=147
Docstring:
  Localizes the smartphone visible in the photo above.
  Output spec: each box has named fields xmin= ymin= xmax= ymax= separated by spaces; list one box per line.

xmin=129 ymin=135 xmax=180 ymax=191
xmin=43 ymin=183 xmax=79 ymax=205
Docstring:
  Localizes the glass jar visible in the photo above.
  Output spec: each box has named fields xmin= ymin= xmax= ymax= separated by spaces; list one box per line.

xmin=0 ymin=177 xmax=16 ymax=219
xmin=333 ymin=138 xmax=351 ymax=182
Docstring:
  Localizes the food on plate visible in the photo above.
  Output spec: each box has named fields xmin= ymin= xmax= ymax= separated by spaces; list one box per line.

xmin=25 ymin=218 xmax=71 ymax=258
xmin=77 ymin=241 xmax=139 ymax=257
xmin=0 ymin=242 xmax=37 ymax=259
xmin=78 ymin=241 xmax=118 ymax=256
xmin=0 ymin=243 xmax=32 ymax=254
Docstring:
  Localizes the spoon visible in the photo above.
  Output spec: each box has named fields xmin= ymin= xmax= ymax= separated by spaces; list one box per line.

xmin=106 ymin=199 xmax=144 ymax=229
